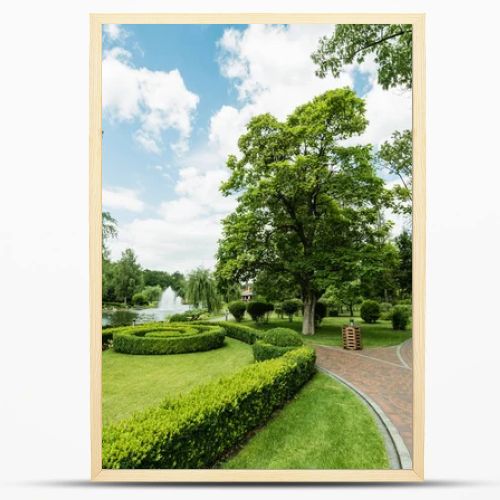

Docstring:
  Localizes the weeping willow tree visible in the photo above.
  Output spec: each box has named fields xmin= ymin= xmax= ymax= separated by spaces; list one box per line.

xmin=185 ymin=268 xmax=222 ymax=313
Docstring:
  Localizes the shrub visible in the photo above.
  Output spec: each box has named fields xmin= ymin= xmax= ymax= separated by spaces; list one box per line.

xmin=168 ymin=309 xmax=207 ymax=323
xmin=360 ymin=300 xmax=381 ymax=323
xmin=195 ymin=321 xmax=261 ymax=345
xmin=246 ymin=300 xmax=270 ymax=322
xmin=253 ymin=327 xmax=303 ymax=361
xmin=132 ymin=292 xmax=148 ymax=306
xmin=252 ymin=341 xmax=298 ymax=361
xmin=102 ymin=347 xmax=316 ymax=469
xmin=391 ymin=305 xmax=411 ymax=330
xmin=380 ymin=302 xmax=393 ymax=312
xmin=328 ymin=308 xmax=339 ymax=317
xmin=260 ymin=327 xmax=303 ymax=347
xmin=168 ymin=313 xmax=189 ymax=322
xmin=315 ymin=302 xmax=327 ymax=325
xmin=111 ymin=323 xmax=225 ymax=355
xmin=228 ymin=300 xmax=247 ymax=322
xmin=281 ymin=299 xmax=299 ymax=322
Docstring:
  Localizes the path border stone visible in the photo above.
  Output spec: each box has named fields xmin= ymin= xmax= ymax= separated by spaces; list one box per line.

xmin=318 ymin=365 xmax=413 ymax=470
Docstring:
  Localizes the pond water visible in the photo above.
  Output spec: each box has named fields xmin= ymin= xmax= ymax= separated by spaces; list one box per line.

xmin=102 ymin=287 xmax=189 ymax=327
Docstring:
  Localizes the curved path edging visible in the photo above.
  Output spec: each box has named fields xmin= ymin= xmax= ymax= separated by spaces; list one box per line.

xmin=317 ymin=365 xmax=413 ymax=470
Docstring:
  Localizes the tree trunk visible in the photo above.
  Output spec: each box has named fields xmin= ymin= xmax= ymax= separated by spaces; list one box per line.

xmin=302 ymin=293 xmax=316 ymax=335
xmin=349 ymin=304 xmax=354 ymax=317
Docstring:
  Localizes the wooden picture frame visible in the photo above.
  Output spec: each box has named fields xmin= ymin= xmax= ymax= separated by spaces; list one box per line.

xmin=90 ymin=12 xmax=425 ymax=482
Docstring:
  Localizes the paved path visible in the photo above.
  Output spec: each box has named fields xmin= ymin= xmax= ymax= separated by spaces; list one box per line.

xmin=314 ymin=339 xmax=413 ymax=461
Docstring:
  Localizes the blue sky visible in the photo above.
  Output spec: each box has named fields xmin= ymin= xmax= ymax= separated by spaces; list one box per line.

xmin=102 ymin=24 xmax=411 ymax=272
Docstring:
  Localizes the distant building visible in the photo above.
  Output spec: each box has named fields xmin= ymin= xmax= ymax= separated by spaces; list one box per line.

xmin=241 ymin=286 xmax=253 ymax=302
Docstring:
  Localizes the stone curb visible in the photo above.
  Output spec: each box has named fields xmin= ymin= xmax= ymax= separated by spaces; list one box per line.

xmin=317 ymin=366 xmax=413 ymax=470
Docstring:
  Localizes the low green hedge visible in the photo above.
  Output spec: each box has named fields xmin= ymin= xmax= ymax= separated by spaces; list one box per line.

xmin=260 ymin=327 xmax=303 ymax=347
xmin=102 ymin=347 xmax=316 ymax=469
xmin=252 ymin=341 xmax=299 ymax=361
xmin=109 ymin=323 xmax=225 ymax=355
xmin=252 ymin=327 xmax=304 ymax=361
xmin=195 ymin=321 xmax=261 ymax=345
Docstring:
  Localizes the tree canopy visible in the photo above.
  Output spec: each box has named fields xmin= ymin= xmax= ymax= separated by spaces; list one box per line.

xmin=216 ymin=88 xmax=391 ymax=334
xmin=185 ymin=268 xmax=222 ymax=313
xmin=312 ymin=24 xmax=413 ymax=90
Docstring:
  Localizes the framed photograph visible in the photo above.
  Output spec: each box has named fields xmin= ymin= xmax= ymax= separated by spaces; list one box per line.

xmin=90 ymin=13 xmax=425 ymax=482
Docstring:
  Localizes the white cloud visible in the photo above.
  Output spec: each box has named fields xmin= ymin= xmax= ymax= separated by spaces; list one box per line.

xmin=209 ymin=24 xmax=353 ymax=157
xmin=211 ymin=25 xmax=411 ymax=156
xmin=109 ymin=166 xmax=237 ymax=271
xmin=102 ymin=49 xmax=199 ymax=154
xmin=103 ymin=187 xmax=145 ymax=213
xmin=103 ymin=24 xmax=128 ymax=42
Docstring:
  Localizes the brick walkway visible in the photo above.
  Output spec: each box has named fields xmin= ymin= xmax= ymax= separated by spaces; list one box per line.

xmin=314 ymin=339 xmax=413 ymax=459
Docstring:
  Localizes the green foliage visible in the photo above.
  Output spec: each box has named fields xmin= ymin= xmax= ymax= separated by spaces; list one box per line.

xmin=281 ymin=299 xmax=299 ymax=322
xmin=260 ymin=327 xmax=304 ymax=347
xmin=228 ymin=300 xmax=247 ymax=322
xmin=102 ymin=347 xmax=316 ymax=469
xmin=253 ymin=327 xmax=303 ymax=361
xmin=323 ymin=280 xmax=362 ymax=316
xmin=246 ymin=301 xmax=272 ymax=322
xmin=391 ymin=305 xmax=411 ymax=330
xmin=168 ymin=309 xmax=207 ymax=323
xmin=110 ymin=323 xmax=225 ymax=355
xmin=252 ymin=341 xmax=299 ymax=362
xmin=379 ymin=130 xmax=413 ymax=215
xmin=131 ymin=292 xmax=148 ymax=306
xmin=312 ymin=24 xmax=413 ymax=90
xmin=142 ymin=285 xmax=162 ymax=304
xmin=185 ymin=268 xmax=222 ymax=312
xmin=112 ymin=249 xmax=143 ymax=305
xmin=360 ymin=300 xmax=381 ymax=323
xmin=395 ymin=231 xmax=412 ymax=297
xmin=216 ymin=88 xmax=389 ymax=335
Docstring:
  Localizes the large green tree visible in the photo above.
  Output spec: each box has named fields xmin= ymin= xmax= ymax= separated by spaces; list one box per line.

xmin=395 ymin=230 xmax=412 ymax=297
xmin=113 ymin=248 xmax=143 ymax=305
xmin=378 ymin=129 xmax=413 ymax=215
xmin=312 ymin=24 xmax=413 ymax=90
xmin=216 ymin=88 xmax=390 ymax=335
xmin=185 ymin=268 xmax=222 ymax=313
xmin=102 ymin=212 xmax=118 ymax=302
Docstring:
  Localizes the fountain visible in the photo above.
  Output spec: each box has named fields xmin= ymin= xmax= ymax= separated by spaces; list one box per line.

xmin=102 ymin=286 xmax=189 ymax=327
xmin=158 ymin=287 xmax=184 ymax=311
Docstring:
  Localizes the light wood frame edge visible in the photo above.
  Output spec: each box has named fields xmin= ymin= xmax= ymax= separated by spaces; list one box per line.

xmin=89 ymin=12 xmax=425 ymax=483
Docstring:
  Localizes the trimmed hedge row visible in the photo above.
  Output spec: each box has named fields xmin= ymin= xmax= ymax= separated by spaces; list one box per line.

xmin=252 ymin=327 xmax=304 ymax=361
xmin=252 ymin=342 xmax=298 ymax=361
xmin=195 ymin=321 xmax=262 ymax=345
xmin=102 ymin=346 xmax=316 ymax=469
xmin=109 ymin=323 xmax=225 ymax=355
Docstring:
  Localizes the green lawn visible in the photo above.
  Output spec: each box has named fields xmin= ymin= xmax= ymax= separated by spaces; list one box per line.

xmin=230 ymin=315 xmax=411 ymax=348
xmin=221 ymin=372 xmax=389 ymax=469
xmin=102 ymin=337 xmax=253 ymax=424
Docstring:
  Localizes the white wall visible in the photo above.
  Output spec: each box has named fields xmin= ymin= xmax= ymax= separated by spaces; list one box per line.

xmin=1 ymin=1 xmax=499 ymax=499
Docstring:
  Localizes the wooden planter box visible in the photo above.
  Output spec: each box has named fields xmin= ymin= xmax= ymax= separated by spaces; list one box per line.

xmin=342 ymin=325 xmax=362 ymax=350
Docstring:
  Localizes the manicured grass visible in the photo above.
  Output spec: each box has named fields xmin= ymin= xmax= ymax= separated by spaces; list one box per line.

xmin=221 ymin=372 xmax=389 ymax=469
xmin=230 ymin=315 xmax=411 ymax=348
xmin=102 ymin=338 xmax=253 ymax=424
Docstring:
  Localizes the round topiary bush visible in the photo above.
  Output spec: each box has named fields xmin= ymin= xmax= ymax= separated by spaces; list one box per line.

xmin=228 ymin=300 xmax=247 ymax=322
xmin=253 ymin=327 xmax=303 ymax=361
xmin=246 ymin=300 xmax=271 ymax=322
xmin=261 ymin=327 xmax=304 ymax=347
xmin=360 ymin=300 xmax=381 ymax=323
xmin=109 ymin=323 xmax=225 ymax=355
xmin=391 ymin=305 xmax=411 ymax=330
